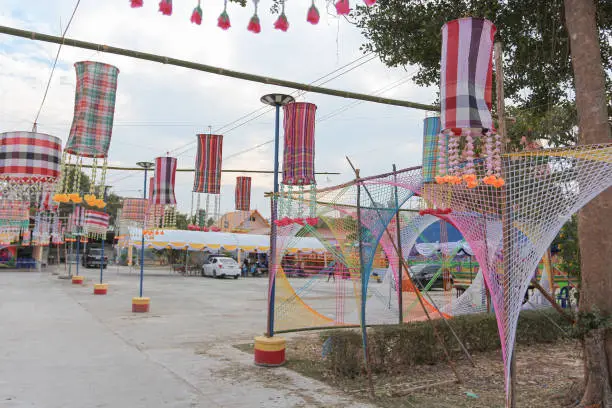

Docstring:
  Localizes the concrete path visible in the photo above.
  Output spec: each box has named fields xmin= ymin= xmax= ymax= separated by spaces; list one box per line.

xmin=0 ymin=269 xmax=373 ymax=408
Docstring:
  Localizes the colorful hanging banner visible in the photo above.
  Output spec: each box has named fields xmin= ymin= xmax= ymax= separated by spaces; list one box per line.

xmin=421 ymin=116 xmax=442 ymax=183
xmin=193 ymin=134 xmax=223 ymax=194
xmin=152 ymin=156 xmax=177 ymax=205
xmin=0 ymin=132 xmax=62 ymax=183
xmin=84 ymin=210 xmax=110 ymax=237
xmin=65 ymin=61 xmax=120 ymax=158
xmin=282 ymin=102 xmax=317 ymax=186
xmin=440 ymin=17 xmax=495 ymax=132
xmin=235 ymin=176 xmax=252 ymax=211
xmin=121 ymin=198 xmax=147 ymax=223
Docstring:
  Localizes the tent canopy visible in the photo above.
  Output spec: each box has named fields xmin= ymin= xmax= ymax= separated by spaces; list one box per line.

xmin=120 ymin=228 xmax=326 ymax=254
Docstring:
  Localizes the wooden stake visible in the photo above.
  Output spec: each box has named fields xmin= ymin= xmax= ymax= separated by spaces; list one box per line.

xmin=495 ymin=41 xmax=515 ymax=408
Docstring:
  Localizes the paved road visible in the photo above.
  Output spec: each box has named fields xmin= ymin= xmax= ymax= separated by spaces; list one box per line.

xmin=0 ymin=268 xmax=373 ymax=408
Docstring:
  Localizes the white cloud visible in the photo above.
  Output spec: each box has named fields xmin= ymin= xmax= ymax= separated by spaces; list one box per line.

xmin=0 ymin=0 xmax=436 ymax=218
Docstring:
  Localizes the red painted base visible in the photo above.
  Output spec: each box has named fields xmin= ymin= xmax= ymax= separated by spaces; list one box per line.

xmin=94 ymin=288 xmax=107 ymax=295
xmin=254 ymin=348 xmax=286 ymax=366
xmin=132 ymin=303 xmax=150 ymax=313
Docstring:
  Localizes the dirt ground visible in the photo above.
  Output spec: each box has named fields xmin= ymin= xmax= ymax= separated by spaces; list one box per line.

xmin=237 ymin=336 xmax=584 ymax=408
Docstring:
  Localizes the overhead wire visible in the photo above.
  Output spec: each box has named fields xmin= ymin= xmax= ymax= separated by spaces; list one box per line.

xmin=106 ymin=52 xmax=377 ymax=185
xmin=32 ymin=0 xmax=81 ymax=131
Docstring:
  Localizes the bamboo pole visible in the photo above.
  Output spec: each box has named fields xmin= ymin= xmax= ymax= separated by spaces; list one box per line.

xmin=495 ymin=41 xmax=515 ymax=408
xmin=0 ymin=25 xmax=438 ymax=112
xmin=345 ymin=158 xmax=469 ymax=378
xmin=392 ymin=164 xmax=404 ymax=324
xmin=64 ymin=163 xmax=340 ymax=175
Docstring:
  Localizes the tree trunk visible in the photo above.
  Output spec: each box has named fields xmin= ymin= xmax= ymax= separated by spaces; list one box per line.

xmin=565 ymin=0 xmax=612 ymax=406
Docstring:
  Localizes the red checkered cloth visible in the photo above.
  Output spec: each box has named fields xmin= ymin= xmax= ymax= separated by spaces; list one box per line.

xmin=235 ymin=176 xmax=252 ymax=211
xmin=68 ymin=206 xmax=85 ymax=232
xmin=440 ymin=17 xmax=496 ymax=132
xmin=84 ymin=210 xmax=109 ymax=235
xmin=193 ymin=134 xmax=223 ymax=194
xmin=282 ymin=102 xmax=317 ymax=186
xmin=66 ymin=61 xmax=120 ymax=158
xmin=152 ymin=156 xmax=177 ymax=205
xmin=0 ymin=132 xmax=62 ymax=183
xmin=121 ymin=198 xmax=147 ymax=223
xmin=0 ymin=200 xmax=29 ymax=221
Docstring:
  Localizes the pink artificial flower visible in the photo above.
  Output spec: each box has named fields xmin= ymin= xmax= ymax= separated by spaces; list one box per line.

xmin=159 ymin=0 xmax=172 ymax=15
xmin=247 ymin=15 xmax=261 ymax=33
xmin=131 ymin=0 xmax=144 ymax=8
xmin=335 ymin=0 xmax=350 ymax=15
xmin=306 ymin=4 xmax=320 ymax=24
xmin=294 ymin=218 xmax=305 ymax=226
xmin=274 ymin=13 xmax=289 ymax=32
xmin=191 ymin=5 xmax=203 ymax=25
xmin=218 ymin=10 xmax=231 ymax=30
xmin=363 ymin=0 xmax=376 ymax=5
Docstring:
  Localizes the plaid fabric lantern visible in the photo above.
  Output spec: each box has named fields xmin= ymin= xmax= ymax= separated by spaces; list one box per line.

xmin=235 ymin=176 xmax=252 ymax=211
xmin=282 ymin=102 xmax=316 ymax=186
xmin=421 ymin=116 xmax=442 ymax=183
xmin=57 ymin=61 xmax=120 ymax=206
xmin=120 ymin=198 xmax=148 ymax=225
xmin=0 ymin=132 xmax=62 ymax=201
xmin=279 ymin=102 xmax=317 ymax=219
xmin=437 ymin=18 xmax=503 ymax=188
xmin=150 ymin=156 xmax=177 ymax=229
xmin=84 ymin=210 xmax=110 ymax=238
xmin=193 ymin=134 xmax=223 ymax=225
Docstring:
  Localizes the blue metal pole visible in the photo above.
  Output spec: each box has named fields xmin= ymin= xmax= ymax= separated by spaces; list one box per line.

xmin=139 ymin=168 xmax=148 ymax=298
xmin=267 ymin=104 xmax=280 ymax=338
xmin=100 ymin=187 xmax=108 ymax=284
xmin=76 ymin=206 xmax=81 ymax=276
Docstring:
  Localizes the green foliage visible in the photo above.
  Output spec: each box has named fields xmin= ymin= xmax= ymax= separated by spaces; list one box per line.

xmin=323 ymin=310 xmax=571 ymax=378
xmin=552 ymin=215 xmax=581 ymax=281
xmin=175 ymin=212 xmax=189 ymax=230
xmin=354 ymin=0 xmax=612 ymax=146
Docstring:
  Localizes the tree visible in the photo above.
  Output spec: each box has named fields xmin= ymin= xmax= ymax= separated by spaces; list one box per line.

xmin=565 ymin=0 xmax=612 ymax=405
xmin=354 ymin=0 xmax=612 ymax=144
xmin=175 ymin=212 xmax=189 ymax=230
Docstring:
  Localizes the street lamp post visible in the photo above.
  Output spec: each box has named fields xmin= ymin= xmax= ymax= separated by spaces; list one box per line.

xmin=134 ymin=161 xmax=154 ymax=312
xmin=260 ymin=93 xmax=294 ymax=338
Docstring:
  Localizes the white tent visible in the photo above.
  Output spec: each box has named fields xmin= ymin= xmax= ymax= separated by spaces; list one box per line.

xmin=119 ymin=228 xmax=326 ymax=254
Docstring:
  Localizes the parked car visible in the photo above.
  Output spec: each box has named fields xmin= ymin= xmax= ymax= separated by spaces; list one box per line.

xmin=202 ymin=256 xmax=240 ymax=279
xmin=83 ymin=247 xmax=108 ymax=269
xmin=408 ymin=263 xmax=445 ymax=289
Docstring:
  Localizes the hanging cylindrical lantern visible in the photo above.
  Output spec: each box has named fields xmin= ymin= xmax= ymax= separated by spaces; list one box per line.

xmin=436 ymin=18 xmax=503 ymax=188
xmin=84 ymin=209 xmax=110 ymax=239
xmin=193 ymin=134 xmax=223 ymax=226
xmin=56 ymin=61 xmax=120 ymax=205
xmin=235 ymin=176 xmax=252 ymax=211
xmin=0 ymin=131 xmax=62 ymax=200
xmin=278 ymin=102 xmax=318 ymax=225
xmin=421 ymin=116 xmax=442 ymax=183
xmin=120 ymin=198 xmax=148 ymax=226
xmin=150 ymin=156 xmax=177 ymax=229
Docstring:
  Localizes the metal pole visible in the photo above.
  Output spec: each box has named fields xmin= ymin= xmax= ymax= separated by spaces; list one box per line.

xmin=266 ymin=104 xmax=281 ymax=338
xmin=393 ymin=164 xmax=404 ymax=324
xmin=139 ymin=168 xmax=148 ymax=298
xmin=100 ymin=186 xmax=109 ymax=284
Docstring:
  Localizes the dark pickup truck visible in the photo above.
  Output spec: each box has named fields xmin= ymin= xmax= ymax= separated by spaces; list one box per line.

xmin=83 ymin=247 xmax=108 ymax=269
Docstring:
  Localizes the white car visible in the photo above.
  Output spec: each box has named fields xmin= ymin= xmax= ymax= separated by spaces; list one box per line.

xmin=202 ymin=257 xmax=241 ymax=279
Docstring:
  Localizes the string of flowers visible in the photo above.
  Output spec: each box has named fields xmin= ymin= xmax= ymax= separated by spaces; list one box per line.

xmin=274 ymin=0 xmax=289 ymax=32
xmin=130 ymin=0 xmax=376 ymax=29
xmin=307 ymin=0 xmax=320 ymax=24
xmin=247 ymin=0 xmax=261 ymax=33
xmin=218 ymin=0 xmax=231 ymax=29
xmin=159 ymin=0 xmax=172 ymax=15
xmin=191 ymin=0 xmax=203 ymax=25
xmin=462 ymin=129 xmax=478 ymax=188
xmin=435 ymin=131 xmax=448 ymax=184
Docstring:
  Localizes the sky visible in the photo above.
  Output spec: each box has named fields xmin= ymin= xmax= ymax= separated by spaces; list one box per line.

xmin=0 ymin=0 xmax=437 ymax=219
